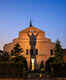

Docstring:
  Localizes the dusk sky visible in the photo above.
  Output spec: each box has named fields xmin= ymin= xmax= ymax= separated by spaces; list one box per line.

xmin=0 ymin=0 xmax=66 ymax=50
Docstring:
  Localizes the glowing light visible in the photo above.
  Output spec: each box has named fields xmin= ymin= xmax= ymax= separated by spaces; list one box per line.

xmin=31 ymin=58 xmax=35 ymax=71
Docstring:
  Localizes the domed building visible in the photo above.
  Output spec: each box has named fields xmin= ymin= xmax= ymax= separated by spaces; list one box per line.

xmin=3 ymin=22 xmax=55 ymax=70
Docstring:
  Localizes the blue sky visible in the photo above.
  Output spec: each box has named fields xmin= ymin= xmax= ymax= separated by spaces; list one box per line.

xmin=0 ymin=0 xmax=66 ymax=50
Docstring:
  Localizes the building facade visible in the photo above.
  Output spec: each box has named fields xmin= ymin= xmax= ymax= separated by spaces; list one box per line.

xmin=3 ymin=25 xmax=55 ymax=69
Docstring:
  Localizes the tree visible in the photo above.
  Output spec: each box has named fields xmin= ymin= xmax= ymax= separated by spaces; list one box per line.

xmin=45 ymin=57 xmax=56 ymax=74
xmin=0 ymin=51 xmax=9 ymax=62
xmin=10 ymin=43 xmax=24 ymax=63
xmin=2 ymin=51 xmax=9 ymax=61
xmin=11 ymin=43 xmax=23 ymax=56
xmin=10 ymin=43 xmax=28 ymax=74
xmin=45 ymin=40 xmax=64 ymax=74
xmin=55 ymin=40 xmax=64 ymax=64
xmin=10 ymin=55 xmax=28 ymax=71
xmin=40 ymin=61 xmax=45 ymax=72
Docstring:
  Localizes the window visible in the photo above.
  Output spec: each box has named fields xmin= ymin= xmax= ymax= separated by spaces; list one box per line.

xmin=50 ymin=49 xmax=53 ymax=55
xmin=26 ymin=49 xmax=28 ymax=55
xmin=36 ymin=49 xmax=38 ymax=55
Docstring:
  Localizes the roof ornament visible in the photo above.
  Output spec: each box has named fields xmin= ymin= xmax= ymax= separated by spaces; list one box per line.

xmin=29 ymin=17 xmax=32 ymax=27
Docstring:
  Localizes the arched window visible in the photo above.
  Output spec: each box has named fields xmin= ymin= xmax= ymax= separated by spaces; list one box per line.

xmin=36 ymin=49 xmax=38 ymax=55
xmin=50 ymin=49 xmax=53 ymax=55
xmin=26 ymin=49 xmax=28 ymax=55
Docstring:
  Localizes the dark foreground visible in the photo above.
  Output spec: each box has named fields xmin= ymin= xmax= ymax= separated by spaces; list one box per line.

xmin=0 ymin=77 xmax=66 ymax=80
xmin=0 ymin=73 xmax=66 ymax=80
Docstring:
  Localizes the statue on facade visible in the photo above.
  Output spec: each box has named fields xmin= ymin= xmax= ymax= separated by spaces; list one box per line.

xmin=27 ymin=30 xmax=39 ymax=71
xmin=27 ymin=31 xmax=39 ymax=49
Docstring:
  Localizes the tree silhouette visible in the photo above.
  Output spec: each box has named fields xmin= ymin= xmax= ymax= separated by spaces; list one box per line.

xmin=0 ymin=51 xmax=9 ymax=62
xmin=55 ymin=40 xmax=64 ymax=64
xmin=40 ymin=61 xmax=45 ymax=72
xmin=11 ymin=43 xmax=23 ymax=56
xmin=10 ymin=43 xmax=28 ymax=73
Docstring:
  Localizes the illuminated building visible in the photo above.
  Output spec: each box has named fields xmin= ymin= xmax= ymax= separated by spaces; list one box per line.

xmin=3 ymin=22 xmax=55 ymax=69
